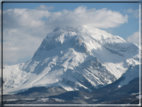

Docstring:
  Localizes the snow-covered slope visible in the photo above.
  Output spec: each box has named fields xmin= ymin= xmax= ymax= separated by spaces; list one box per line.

xmin=3 ymin=26 xmax=140 ymax=94
xmin=118 ymin=65 xmax=140 ymax=88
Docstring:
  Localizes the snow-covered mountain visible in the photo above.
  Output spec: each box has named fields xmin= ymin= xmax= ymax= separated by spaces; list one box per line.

xmin=3 ymin=26 xmax=140 ymax=94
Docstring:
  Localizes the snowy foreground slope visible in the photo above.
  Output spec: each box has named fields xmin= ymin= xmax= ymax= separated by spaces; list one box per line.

xmin=3 ymin=26 xmax=140 ymax=94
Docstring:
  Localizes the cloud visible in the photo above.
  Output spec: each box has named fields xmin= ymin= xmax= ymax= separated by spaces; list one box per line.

xmin=3 ymin=6 xmax=128 ymax=30
xmin=46 ymin=6 xmax=128 ymax=29
xmin=36 ymin=5 xmax=54 ymax=10
xmin=3 ymin=5 xmax=128 ymax=65
xmin=3 ymin=8 xmax=50 ymax=29
xmin=126 ymin=31 xmax=140 ymax=47
xmin=3 ymin=28 xmax=43 ymax=65
xmin=124 ymin=8 xmax=139 ymax=18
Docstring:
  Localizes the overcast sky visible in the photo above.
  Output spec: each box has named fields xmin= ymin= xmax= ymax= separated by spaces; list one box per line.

xmin=1 ymin=1 xmax=140 ymax=66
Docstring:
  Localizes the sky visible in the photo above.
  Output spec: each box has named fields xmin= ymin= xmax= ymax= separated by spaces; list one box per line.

xmin=1 ymin=1 xmax=140 ymax=66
